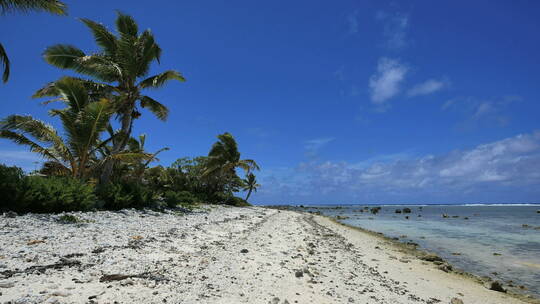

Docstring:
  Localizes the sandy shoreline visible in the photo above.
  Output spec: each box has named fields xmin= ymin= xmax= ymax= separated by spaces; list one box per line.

xmin=0 ymin=206 xmax=535 ymax=304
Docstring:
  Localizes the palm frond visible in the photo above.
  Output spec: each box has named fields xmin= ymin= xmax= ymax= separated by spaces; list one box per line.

xmin=0 ymin=43 xmax=9 ymax=83
xmin=43 ymin=44 xmax=85 ymax=69
xmin=0 ymin=130 xmax=61 ymax=162
xmin=0 ymin=0 xmax=67 ymax=15
xmin=80 ymin=18 xmax=117 ymax=56
xmin=33 ymin=77 xmax=116 ymax=103
xmin=115 ymin=11 xmax=138 ymax=38
xmin=43 ymin=45 xmax=119 ymax=81
xmin=39 ymin=160 xmax=70 ymax=176
xmin=139 ymin=70 xmax=185 ymax=89
xmin=53 ymin=76 xmax=89 ymax=110
xmin=139 ymin=95 xmax=169 ymax=120
xmin=136 ymin=29 xmax=161 ymax=75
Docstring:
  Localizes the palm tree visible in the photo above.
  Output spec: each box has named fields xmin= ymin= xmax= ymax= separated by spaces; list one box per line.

xmin=205 ymin=132 xmax=260 ymax=178
xmin=0 ymin=0 xmax=67 ymax=82
xmin=126 ymin=133 xmax=169 ymax=179
xmin=242 ymin=172 xmax=260 ymax=202
xmin=38 ymin=12 xmax=185 ymax=183
xmin=0 ymin=77 xmax=114 ymax=179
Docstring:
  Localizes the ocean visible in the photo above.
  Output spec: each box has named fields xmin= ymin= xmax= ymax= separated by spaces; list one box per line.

xmin=293 ymin=204 xmax=540 ymax=298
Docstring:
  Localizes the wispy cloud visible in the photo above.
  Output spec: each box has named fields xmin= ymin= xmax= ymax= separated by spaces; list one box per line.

xmin=304 ymin=137 xmax=334 ymax=158
xmin=407 ymin=79 xmax=449 ymax=97
xmin=333 ymin=65 xmax=345 ymax=81
xmin=0 ymin=150 xmax=44 ymax=172
xmin=246 ymin=127 xmax=273 ymax=138
xmin=443 ymin=95 xmax=522 ymax=129
xmin=255 ymin=132 xmax=540 ymax=203
xmin=346 ymin=10 xmax=359 ymax=35
xmin=376 ymin=11 xmax=410 ymax=50
xmin=369 ymin=57 xmax=408 ymax=107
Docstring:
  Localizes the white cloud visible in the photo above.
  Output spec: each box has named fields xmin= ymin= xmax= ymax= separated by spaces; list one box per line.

xmin=255 ymin=132 xmax=540 ymax=203
xmin=407 ymin=79 xmax=449 ymax=97
xmin=377 ymin=11 xmax=409 ymax=50
xmin=369 ymin=58 xmax=408 ymax=105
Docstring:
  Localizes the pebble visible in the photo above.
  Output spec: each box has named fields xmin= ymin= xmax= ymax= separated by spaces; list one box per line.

xmin=450 ymin=298 xmax=464 ymax=304
xmin=0 ymin=281 xmax=15 ymax=288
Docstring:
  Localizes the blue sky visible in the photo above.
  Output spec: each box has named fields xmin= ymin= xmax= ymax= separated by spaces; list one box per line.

xmin=1 ymin=0 xmax=540 ymax=204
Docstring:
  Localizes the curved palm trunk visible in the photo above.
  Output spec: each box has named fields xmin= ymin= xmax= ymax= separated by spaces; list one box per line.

xmin=99 ymin=107 xmax=134 ymax=184
xmin=245 ymin=187 xmax=253 ymax=202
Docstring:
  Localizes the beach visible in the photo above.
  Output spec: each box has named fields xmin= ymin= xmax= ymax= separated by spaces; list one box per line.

xmin=0 ymin=206 xmax=536 ymax=304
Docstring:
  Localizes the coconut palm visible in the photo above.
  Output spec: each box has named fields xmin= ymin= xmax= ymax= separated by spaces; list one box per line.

xmin=0 ymin=77 xmax=115 ymax=179
xmin=242 ymin=172 xmax=260 ymax=202
xmin=0 ymin=0 xmax=67 ymax=83
xmin=126 ymin=134 xmax=169 ymax=179
xmin=205 ymin=132 xmax=260 ymax=178
xmin=38 ymin=12 xmax=185 ymax=183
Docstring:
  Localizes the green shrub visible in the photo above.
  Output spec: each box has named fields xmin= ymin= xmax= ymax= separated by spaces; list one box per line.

xmin=0 ymin=164 xmax=25 ymax=210
xmin=164 ymin=190 xmax=197 ymax=208
xmin=58 ymin=214 xmax=81 ymax=223
xmin=97 ymin=181 xmax=156 ymax=210
xmin=224 ymin=196 xmax=251 ymax=207
xmin=1 ymin=164 xmax=97 ymax=213
xmin=16 ymin=176 xmax=96 ymax=213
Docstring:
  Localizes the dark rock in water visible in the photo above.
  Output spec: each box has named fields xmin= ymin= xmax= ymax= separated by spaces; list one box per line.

xmin=489 ymin=281 xmax=506 ymax=293
xmin=336 ymin=215 xmax=349 ymax=220
xmin=418 ymin=215 xmax=422 ymax=217
xmin=370 ymin=207 xmax=381 ymax=214
xmin=450 ymin=298 xmax=464 ymax=304
xmin=420 ymin=253 xmax=444 ymax=262
xmin=463 ymin=217 xmax=469 ymax=220
xmin=403 ymin=208 xmax=412 ymax=213
xmin=395 ymin=209 xmax=402 ymax=214
xmin=451 ymin=215 xmax=459 ymax=218
xmin=240 ymin=249 xmax=249 ymax=253
xmin=493 ymin=252 xmax=501 ymax=256
xmin=537 ymin=210 xmax=540 ymax=214
xmin=438 ymin=264 xmax=453 ymax=273
xmin=295 ymin=271 xmax=304 ymax=278
xmin=405 ymin=216 xmax=409 ymax=219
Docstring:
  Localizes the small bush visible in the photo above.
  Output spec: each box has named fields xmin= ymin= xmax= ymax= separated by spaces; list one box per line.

xmin=164 ymin=190 xmax=197 ymax=208
xmin=97 ymin=181 xmax=156 ymax=210
xmin=224 ymin=196 xmax=251 ymax=207
xmin=16 ymin=176 xmax=96 ymax=213
xmin=0 ymin=164 xmax=25 ymax=210
xmin=58 ymin=214 xmax=81 ymax=223
xmin=1 ymin=164 xmax=97 ymax=213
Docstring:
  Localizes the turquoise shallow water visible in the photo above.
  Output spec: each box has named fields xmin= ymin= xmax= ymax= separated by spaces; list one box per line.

xmin=296 ymin=204 xmax=540 ymax=297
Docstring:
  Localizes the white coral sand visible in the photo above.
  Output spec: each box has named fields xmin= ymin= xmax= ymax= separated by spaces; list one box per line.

xmin=0 ymin=206 xmax=532 ymax=304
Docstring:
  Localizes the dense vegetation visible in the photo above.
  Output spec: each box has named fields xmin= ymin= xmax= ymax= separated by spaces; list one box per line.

xmin=0 ymin=3 xmax=260 ymax=213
